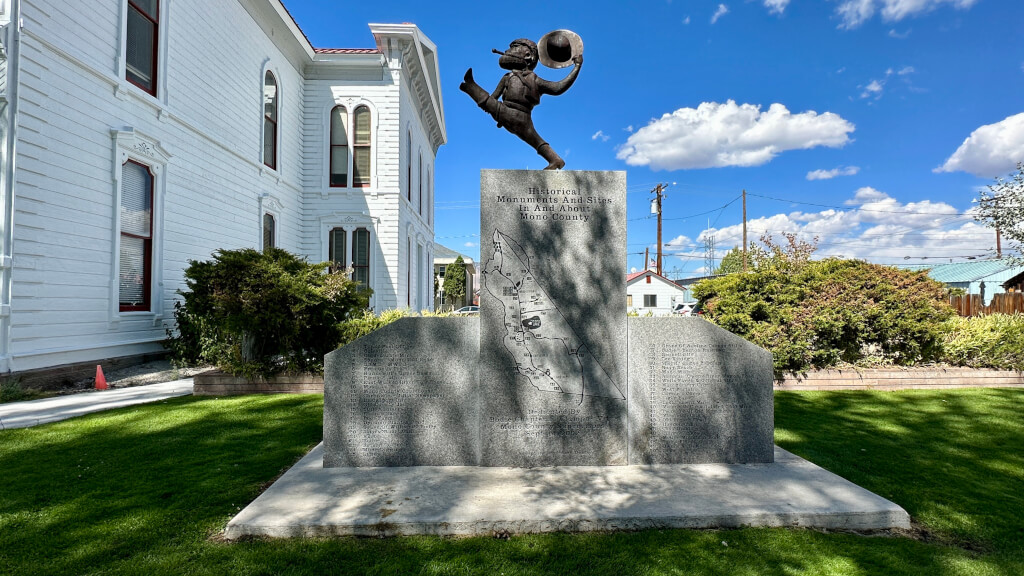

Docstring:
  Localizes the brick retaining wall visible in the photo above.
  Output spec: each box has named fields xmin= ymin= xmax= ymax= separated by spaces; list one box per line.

xmin=776 ymin=367 xmax=1024 ymax=391
xmin=193 ymin=371 xmax=324 ymax=396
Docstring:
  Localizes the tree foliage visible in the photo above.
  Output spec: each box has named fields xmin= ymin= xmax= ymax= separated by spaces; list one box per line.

xmin=975 ymin=162 xmax=1024 ymax=259
xmin=442 ymin=255 xmax=467 ymax=310
xmin=714 ymin=247 xmax=745 ymax=275
xmin=693 ymin=236 xmax=954 ymax=374
xmin=165 ymin=248 xmax=370 ymax=377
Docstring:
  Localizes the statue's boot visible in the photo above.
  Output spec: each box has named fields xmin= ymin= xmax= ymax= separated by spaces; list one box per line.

xmin=459 ymin=69 xmax=489 ymax=105
xmin=538 ymin=143 xmax=565 ymax=170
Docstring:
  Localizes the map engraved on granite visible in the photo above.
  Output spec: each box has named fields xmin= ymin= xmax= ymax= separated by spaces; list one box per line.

xmin=482 ymin=228 xmax=624 ymax=401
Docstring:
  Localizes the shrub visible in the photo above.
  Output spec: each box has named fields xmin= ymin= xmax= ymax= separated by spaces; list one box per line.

xmin=942 ymin=314 xmax=1024 ymax=371
xmin=336 ymin=308 xmax=457 ymax=346
xmin=693 ymin=258 xmax=954 ymax=374
xmin=166 ymin=248 xmax=370 ymax=377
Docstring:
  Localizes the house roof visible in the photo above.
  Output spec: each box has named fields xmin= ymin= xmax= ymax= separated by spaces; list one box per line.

xmin=626 ymin=270 xmax=688 ymax=292
xmin=255 ymin=4 xmax=446 ymax=151
xmin=434 ymin=244 xmax=474 ymax=265
xmin=902 ymin=260 xmax=1024 ymax=284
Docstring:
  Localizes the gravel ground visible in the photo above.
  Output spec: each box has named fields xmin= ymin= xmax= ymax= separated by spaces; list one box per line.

xmin=67 ymin=360 xmax=210 ymax=393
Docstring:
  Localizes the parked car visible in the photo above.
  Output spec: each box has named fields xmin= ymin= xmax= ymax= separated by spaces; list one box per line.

xmin=672 ymin=302 xmax=696 ymax=316
xmin=453 ymin=305 xmax=479 ymax=315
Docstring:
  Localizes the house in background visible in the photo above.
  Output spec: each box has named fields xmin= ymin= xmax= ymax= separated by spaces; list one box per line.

xmin=627 ymin=270 xmax=690 ymax=316
xmin=0 ymin=0 xmax=444 ymax=374
xmin=905 ymin=261 xmax=1024 ymax=305
xmin=433 ymin=244 xmax=475 ymax=311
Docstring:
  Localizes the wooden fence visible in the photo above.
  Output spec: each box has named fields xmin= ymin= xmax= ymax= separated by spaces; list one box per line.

xmin=949 ymin=292 xmax=1024 ymax=317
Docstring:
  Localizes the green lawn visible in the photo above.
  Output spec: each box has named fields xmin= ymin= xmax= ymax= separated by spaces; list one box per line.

xmin=1 ymin=389 xmax=1022 ymax=575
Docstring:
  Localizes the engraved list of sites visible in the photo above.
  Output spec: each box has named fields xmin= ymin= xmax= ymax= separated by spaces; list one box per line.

xmin=479 ymin=170 xmax=628 ymax=467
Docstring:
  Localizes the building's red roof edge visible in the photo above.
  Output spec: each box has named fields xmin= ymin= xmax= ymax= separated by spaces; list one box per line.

xmin=626 ymin=269 xmax=680 ymax=285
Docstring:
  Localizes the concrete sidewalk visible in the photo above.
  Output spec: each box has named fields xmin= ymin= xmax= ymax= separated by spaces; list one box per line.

xmin=0 ymin=379 xmax=194 ymax=430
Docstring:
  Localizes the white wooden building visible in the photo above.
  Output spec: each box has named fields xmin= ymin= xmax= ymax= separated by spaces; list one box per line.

xmin=626 ymin=270 xmax=691 ymax=316
xmin=0 ymin=1 xmax=445 ymax=373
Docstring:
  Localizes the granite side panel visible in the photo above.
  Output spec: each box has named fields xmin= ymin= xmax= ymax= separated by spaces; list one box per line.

xmin=323 ymin=317 xmax=480 ymax=467
xmin=479 ymin=170 xmax=628 ymax=466
xmin=628 ymin=317 xmax=774 ymax=464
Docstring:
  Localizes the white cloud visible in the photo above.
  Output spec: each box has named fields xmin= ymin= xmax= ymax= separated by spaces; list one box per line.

xmin=838 ymin=0 xmax=980 ymax=29
xmin=464 ymin=242 xmax=477 ymax=248
xmin=897 ymin=66 xmax=915 ymax=75
xmin=860 ymin=79 xmax=885 ymax=99
xmin=888 ymin=28 xmax=912 ymax=38
xmin=807 ymin=166 xmax=861 ymax=180
xmin=616 ymin=100 xmax=855 ymax=171
xmin=696 ymin=188 xmax=993 ymax=264
xmin=764 ymin=0 xmax=790 ymax=15
xmin=837 ymin=0 xmax=875 ymax=28
xmin=682 ymin=16 xmax=691 ymax=25
xmin=711 ymin=4 xmax=729 ymax=24
xmin=624 ymin=125 xmax=634 ymax=133
xmin=937 ymin=112 xmax=1024 ymax=178
xmin=591 ymin=130 xmax=610 ymax=142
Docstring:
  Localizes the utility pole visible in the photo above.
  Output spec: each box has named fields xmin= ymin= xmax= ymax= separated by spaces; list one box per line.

xmin=742 ymin=189 xmax=748 ymax=273
xmin=644 ymin=247 xmax=649 ymax=270
xmin=651 ymin=184 xmax=668 ymax=276
xmin=997 ymin=227 xmax=1002 ymax=258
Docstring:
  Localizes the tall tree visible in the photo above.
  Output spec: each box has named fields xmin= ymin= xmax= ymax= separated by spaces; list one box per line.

xmin=976 ymin=162 xmax=1024 ymax=260
xmin=442 ymin=256 xmax=467 ymax=310
xmin=714 ymin=247 xmax=744 ymax=275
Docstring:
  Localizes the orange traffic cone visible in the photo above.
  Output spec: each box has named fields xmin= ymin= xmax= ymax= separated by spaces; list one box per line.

xmin=95 ymin=365 xmax=108 ymax=390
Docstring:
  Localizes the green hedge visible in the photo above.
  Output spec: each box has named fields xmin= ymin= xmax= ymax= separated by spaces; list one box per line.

xmin=942 ymin=314 xmax=1024 ymax=371
xmin=166 ymin=248 xmax=370 ymax=377
xmin=693 ymin=259 xmax=955 ymax=374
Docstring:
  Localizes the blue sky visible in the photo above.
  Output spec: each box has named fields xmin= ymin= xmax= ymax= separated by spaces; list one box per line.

xmin=286 ymin=0 xmax=1024 ymax=276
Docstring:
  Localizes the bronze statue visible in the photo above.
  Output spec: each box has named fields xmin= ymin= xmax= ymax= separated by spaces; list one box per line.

xmin=460 ymin=30 xmax=584 ymax=170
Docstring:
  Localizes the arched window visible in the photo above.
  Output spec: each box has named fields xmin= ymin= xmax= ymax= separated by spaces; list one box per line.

xmin=352 ymin=106 xmax=371 ymax=187
xmin=330 ymin=106 xmax=348 ymax=187
xmin=418 ymin=152 xmax=423 ymax=215
xmin=263 ymin=71 xmax=278 ymax=170
xmin=329 ymin=228 xmax=347 ymax=268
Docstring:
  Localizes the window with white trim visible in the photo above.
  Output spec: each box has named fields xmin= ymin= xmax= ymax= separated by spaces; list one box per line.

xmin=643 ymin=294 xmax=657 ymax=308
xmin=406 ymin=129 xmax=412 ymax=201
xmin=352 ymin=228 xmax=370 ymax=288
xmin=263 ymin=71 xmax=278 ymax=170
xmin=329 ymin=106 xmax=348 ymax=187
xmin=119 ymin=160 xmax=153 ymax=311
xmin=418 ymin=152 xmax=423 ymax=215
xmin=262 ymin=213 xmax=275 ymax=251
xmin=329 ymin=228 xmax=347 ymax=268
xmin=352 ymin=106 xmax=371 ymax=187
xmin=126 ymin=0 xmax=159 ymax=95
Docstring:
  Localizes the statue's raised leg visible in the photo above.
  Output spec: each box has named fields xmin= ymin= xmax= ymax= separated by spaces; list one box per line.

xmin=537 ymin=143 xmax=565 ymax=171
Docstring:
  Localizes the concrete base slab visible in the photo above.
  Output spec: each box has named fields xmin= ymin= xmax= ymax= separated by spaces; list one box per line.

xmin=226 ymin=444 xmax=909 ymax=539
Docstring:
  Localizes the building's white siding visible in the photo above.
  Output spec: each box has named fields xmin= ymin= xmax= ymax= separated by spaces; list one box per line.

xmin=1 ymin=2 xmax=444 ymax=371
xmin=627 ymin=272 xmax=689 ymax=316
